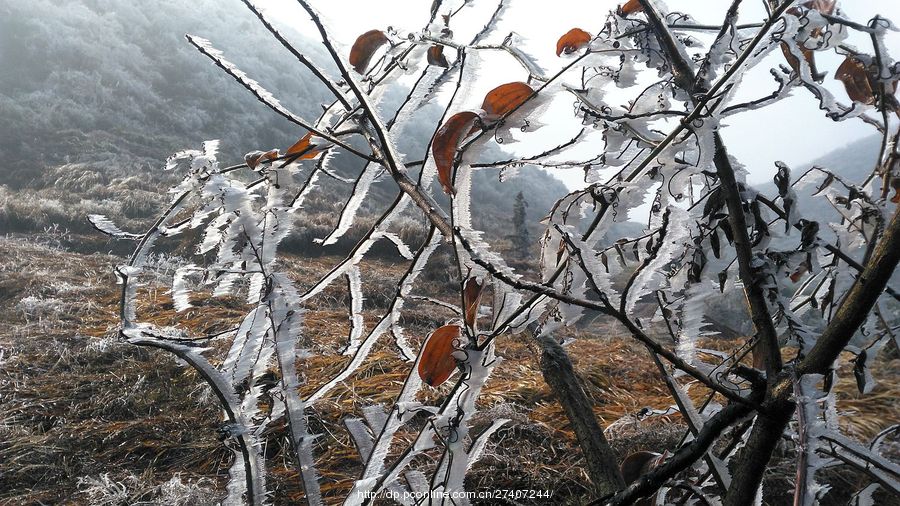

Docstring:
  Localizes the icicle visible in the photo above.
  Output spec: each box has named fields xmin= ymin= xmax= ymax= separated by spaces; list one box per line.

xmin=171 ymin=264 xmax=198 ymax=312
xmin=223 ymin=456 xmax=247 ymax=506
xmin=625 ymin=207 xmax=691 ymax=314
xmin=374 ymin=231 xmax=414 ymax=259
xmin=223 ymin=306 xmax=270 ymax=386
xmin=793 ymin=374 xmax=832 ymax=506
xmin=185 ymin=35 xmax=313 ymax=129
xmin=318 ymin=162 xmax=381 ymax=245
xmin=271 ymin=275 xmax=323 ymax=506
xmin=676 ymin=282 xmax=715 ymax=366
xmin=305 ymin=231 xmax=442 ymax=404
xmin=342 ymin=266 xmax=366 ymax=356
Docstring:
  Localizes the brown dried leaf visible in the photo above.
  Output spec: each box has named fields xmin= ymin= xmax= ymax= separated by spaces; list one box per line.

xmin=620 ymin=451 xmax=662 ymax=484
xmin=432 ymin=111 xmax=481 ymax=195
xmin=463 ymin=277 xmax=484 ymax=328
xmin=427 ymin=45 xmax=449 ymax=68
xmin=244 ymin=149 xmax=280 ymax=170
xmin=781 ymin=43 xmax=819 ymax=79
xmin=285 ymin=132 xmax=323 ymax=161
xmin=417 ymin=324 xmax=461 ymax=387
xmin=618 ymin=0 xmax=643 ymax=16
xmin=556 ymin=28 xmax=591 ymax=57
xmin=836 ymin=56 xmax=876 ymax=106
xmin=789 ymin=264 xmax=808 ymax=283
xmin=349 ymin=29 xmax=389 ymax=74
xmin=481 ymin=81 xmax=533 ymax=119
xmin=802 ymin=0 xmax=836 ymax=15
xmin=556 ymin=238 xmax=566 ymax=265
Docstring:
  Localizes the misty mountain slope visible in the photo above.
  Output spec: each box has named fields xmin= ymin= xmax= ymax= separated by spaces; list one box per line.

xmin=0 ymin=0 xmax=569 ymax=244
xmin=756 ymin=135 xmax=883 ymax=245
xmin=0 ymin=0 xmax=338 ymax=187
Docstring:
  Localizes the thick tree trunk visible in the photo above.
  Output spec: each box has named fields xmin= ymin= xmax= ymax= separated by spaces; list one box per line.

xmin=536 ymin=332 xmax=626 ymax=497
xmin=722 ymin=396 xmax=794 ymax=506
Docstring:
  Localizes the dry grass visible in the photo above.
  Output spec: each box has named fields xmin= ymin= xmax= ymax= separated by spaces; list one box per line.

xmin=1 ymin=236 xmax=898 ymax=505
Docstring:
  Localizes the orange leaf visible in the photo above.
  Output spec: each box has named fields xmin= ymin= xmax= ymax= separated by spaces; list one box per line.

xmin=427 ymin=45 xmax=449 ymax=68
xmin=349 ymin=29 xmax=389 ymax=74
xmin=481 ymin=82 xmax=533 ymax=119
xmin=417 ymin=324 xmax=461 ymax=387
xmin=836 ymin=56 xmax=875 ymax=106
xmin=285 ymin=132 xmax=322 ymax=160
xmin=244 ymin=149 xmax=280 ymax=170
xmin=463 ymin=277 xmax=484 ymax=328
xmin=556 ymin=28 xmax=591 ymax=57
xmin=618 ymin=0 xmax=643 ymax=16
xmin=891 ymin=176 xmax=900 ymax=204
xmin=432 ymin=111 xmax=481 ymax=195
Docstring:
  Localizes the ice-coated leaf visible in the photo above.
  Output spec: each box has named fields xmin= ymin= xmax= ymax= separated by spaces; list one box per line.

xmin=625 ymin=207 xmax=691 ymax=314
xmin=556 ymin=28 xmax=591 ymax=56
xmin=417 ymin=325 xmax=461 ymax=387
xmin=466 ymin=418 xmax=509 ymax=471
xmin=165 ymin=148 xmax=201 ymax=171
xmin=850 ymin=483 xmax=881 ymax=506
xmin=427 ymin=44 xmax=449 ymax=67
xmin=349 ymin=29 xmax=389 ymax=74
xmin=345 ymin=417 xmax=374 ymax=462
xmin=676 ymin=282 xmax=715 ymax=365
xmin=361 ymin=404 xmax=388 ymax=434
xmin=88 ymin=214 xmax=142 ymax=239
xmin=618 ymin=0 xmax=643 ymax=16
xmin=836 ymin=56 xmax=876 ymax=106
xmin=853 ymin=349 xmax=875 ymax=395
xmin=481 ymin=82 xmax=533 ymax=120
xmin=433 ymin=111 xmax=481 ymax=194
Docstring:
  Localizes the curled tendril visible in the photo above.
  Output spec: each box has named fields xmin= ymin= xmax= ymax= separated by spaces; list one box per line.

xmin=869 ymin=15 xmax=892 ymax=31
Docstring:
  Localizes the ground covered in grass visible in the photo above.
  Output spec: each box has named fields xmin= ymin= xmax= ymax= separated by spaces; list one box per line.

xmin=0 ymin=236 xmax=897 ymax=505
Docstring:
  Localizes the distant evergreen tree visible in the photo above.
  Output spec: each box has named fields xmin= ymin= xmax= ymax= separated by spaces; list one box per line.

xmin=512 ymin=191 xmax=530 ymax=254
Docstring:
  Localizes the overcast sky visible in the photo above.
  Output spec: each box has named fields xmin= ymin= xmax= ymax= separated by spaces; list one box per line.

xmin=257 ymin=0 xmax=900 ymax=188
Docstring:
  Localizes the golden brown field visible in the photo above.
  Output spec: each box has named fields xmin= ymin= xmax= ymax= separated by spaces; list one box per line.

xmin=1 ymin=236 xmax=897 ymax=505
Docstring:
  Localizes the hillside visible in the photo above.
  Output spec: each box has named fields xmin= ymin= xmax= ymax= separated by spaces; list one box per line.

xmin=757 ymin=134 xmax=883 ymax=237
xmin=0 ymin=0 xmax=568 ymax=247
xmin=0 ymin=0 xmax=331 ymax=186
